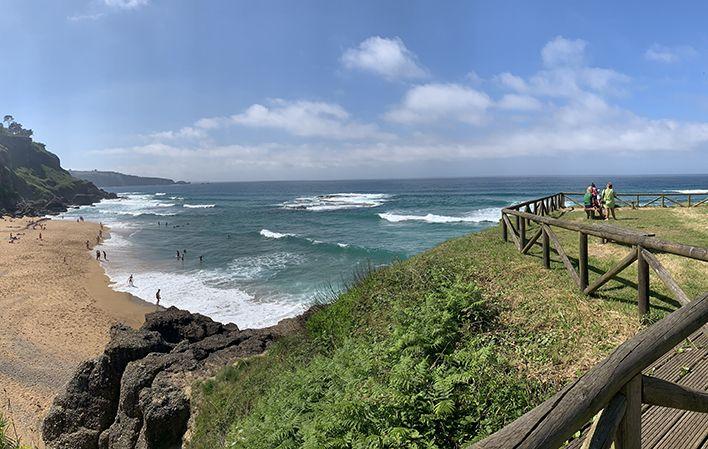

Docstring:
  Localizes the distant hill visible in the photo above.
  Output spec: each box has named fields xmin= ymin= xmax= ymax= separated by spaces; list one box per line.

xmin=68 ymin=170 xmax=188 ymax=187
xmin=0 ymin=133 xmax=115 ymax=215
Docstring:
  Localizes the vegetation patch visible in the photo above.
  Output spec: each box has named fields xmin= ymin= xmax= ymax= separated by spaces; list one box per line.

xmin=188 ymin=207 xmax=707 ymax=449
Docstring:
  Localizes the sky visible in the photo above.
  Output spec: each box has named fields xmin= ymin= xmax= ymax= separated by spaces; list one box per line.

xmin=2 ymin=0 xmax=708 ymax=182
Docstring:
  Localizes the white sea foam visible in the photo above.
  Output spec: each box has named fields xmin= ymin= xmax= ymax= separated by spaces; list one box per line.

xmin=169 ymin=196 xmax=184 ymax=200
xmin=259 ymin=229 xmax=295 ymax=239
xmin=183 ymin=204 xmax=216 ymax=208
xmin=107 ymin=269 xmax=306 ymax=328
xmin=282 ymin=193 xmax=390 ymax=211
xmin=378 ymin=207 xmax=500 ymax=224
xmin=155 ymin=203 xmax=176 ymax=207
xmin=337 ymin=243 xmax=350 ymax=248
xmin=154 ymin=193 xmax=167 ymax=196
xmin=671 ymin=189 xmax=708 ymax=194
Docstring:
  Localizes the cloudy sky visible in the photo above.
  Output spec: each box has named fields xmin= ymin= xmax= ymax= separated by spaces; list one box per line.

xmin=2 ymin=0 xmax=708 ymax=181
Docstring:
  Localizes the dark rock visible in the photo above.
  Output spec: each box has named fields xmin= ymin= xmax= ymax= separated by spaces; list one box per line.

xmin=43 ymin=307 xmax=301 ymax=449
xmin=141 ymin=306 xmax=234 ymax=344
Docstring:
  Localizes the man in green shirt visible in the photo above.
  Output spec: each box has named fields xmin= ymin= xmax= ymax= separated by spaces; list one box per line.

xmin=602 ymin=182 xmax=616 ymax=220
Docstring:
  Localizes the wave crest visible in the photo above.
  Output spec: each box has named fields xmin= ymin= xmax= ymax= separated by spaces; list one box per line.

xmin=378 ymin=208 xmax=500 ymax=224
xmin=282 ymin=193 xmax=390 ymax=211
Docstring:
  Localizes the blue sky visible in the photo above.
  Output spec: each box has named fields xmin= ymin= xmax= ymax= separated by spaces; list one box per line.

xmin=2 ymin=0 xmax=708 ymax=181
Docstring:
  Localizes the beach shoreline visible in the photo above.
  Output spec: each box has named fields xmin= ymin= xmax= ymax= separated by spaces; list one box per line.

xmin=0 ymin=216 xmax=157 ymax=447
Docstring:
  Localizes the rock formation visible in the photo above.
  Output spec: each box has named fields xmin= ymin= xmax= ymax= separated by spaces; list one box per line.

xmin=42 ymin=307 xmax=303 ymax=449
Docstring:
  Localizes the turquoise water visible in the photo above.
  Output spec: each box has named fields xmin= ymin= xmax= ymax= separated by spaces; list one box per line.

xmin=56 ymin=175 xmax=707 ymax=328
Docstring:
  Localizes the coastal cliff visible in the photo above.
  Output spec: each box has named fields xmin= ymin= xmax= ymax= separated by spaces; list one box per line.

xmin=0 ymin=134 xmax=115 ymax=216
xmin=68 ymin=170 xmax=188 ymax=188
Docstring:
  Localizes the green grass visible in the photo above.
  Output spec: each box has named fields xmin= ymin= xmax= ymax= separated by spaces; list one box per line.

xmin=187 ymin=206 xmax=707 ymax=449
xmin=0 ymin=414 xmax=30 ymax=449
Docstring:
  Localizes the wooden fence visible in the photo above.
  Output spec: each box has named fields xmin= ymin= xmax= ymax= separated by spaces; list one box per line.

xmin=470 ymin=193 xmax=708 ymax=449
xmin=469 ymin=292 xmax=708 ymax=449
xmin=562 ymin=191 xmax=708 ymax=209
xmin=500 ymin=193 xmax=708 ymax=316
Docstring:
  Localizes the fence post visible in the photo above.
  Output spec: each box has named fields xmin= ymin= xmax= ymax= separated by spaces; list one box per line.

xmin=688 ymin=194 xmax=692 ymax=207
xmin=519 ymin=216 xmax=526 ymax=251
xmin=616 ymin=375 xmax=642 ymax=449
xmin=542 ymin=228 xmax=550 ymax=269
xmin=501 ymin=214 xmax=508 ymax=242
xmin=579 ymin=232 xmax=588 ymax=291
xmin=637 ymin=246 xmax=650 ymax=316
xmin=661 ymin=195 xmax=665 ymax=207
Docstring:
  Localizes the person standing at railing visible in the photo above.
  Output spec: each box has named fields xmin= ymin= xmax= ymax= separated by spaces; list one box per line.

xmin=603 ymin=182 xmax=617 ymax=220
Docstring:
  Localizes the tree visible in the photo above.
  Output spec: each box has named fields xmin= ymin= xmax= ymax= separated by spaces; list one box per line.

xmin=2 ymin=115 xmax=13 ymax=126
xmin=2 ymin=115 xmax=33 ymax=137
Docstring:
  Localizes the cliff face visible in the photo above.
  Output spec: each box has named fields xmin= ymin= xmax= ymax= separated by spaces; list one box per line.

xmin=69 ymin=170 xmax=185 ymax=187
xmin=0 ymin=134 xmax=116 ymax=215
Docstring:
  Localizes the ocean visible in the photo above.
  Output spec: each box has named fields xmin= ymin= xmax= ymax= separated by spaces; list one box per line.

xmin=55 ymin=175 xmax=706 ymax=328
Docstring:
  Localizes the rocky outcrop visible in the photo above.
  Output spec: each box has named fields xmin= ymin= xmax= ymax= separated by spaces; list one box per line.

xmin=42 ymin=307 xmax=303 ymax=449
xmin=0 ymin=134 xmax=116 ymax=216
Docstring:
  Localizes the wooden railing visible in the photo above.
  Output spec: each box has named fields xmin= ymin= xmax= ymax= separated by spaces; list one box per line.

xmin=469 ymin=193 xmax=708 ymax=449
xmin=500 ymin=193 xmax=708 ymax=316
xmin=469 ymin=292 xmax=708 ymax=449
xmin=562 ymin=191 xmax=708 ymax=209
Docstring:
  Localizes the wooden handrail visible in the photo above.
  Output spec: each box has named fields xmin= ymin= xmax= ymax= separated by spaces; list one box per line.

xmin=469 ymin=292 xmax=708 ymax=449
xmin=502 ymin=208 xmax=708 ymax=262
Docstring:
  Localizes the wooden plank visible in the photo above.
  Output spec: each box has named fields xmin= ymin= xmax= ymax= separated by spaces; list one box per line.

xmin=663 ymin=195 xmax=684 ymax=207
xmin=642 ymin=375 xmax=708 ymax=413
xmin=521 ymin=227 xmax=543 ymax=254
xmin=640 ymin=249 xmax=691 ymax=306
xmin=584 ymin=249 xmax=638 ymax=295
xmin=643 ymin=196 xmax=662 ymax=207
xmin=543 ymin=224 xmax=581 ymax=288
xmin=542 ymin=228 xmax=550 ymax=269
xmin=502 ymin=213 xmax=521 ymax=249
xmin=580 ymin=394 xmax=626 ymax=449
xmin=617 ymin=375 xmax=642 ymax=449
xmin=501 ymin=214 xmax=508 ymax=242
xmin=693 ymin=197 xmax=708 ymax=207
xmin=519 ymin=214 xmax=526 ymax=250
xmin=579 ymin=232 xmax=589 ymax=290
xmin=469 ymin=293 xmax=708 ymax=449
xmin=637 ymin=247 xmax=650 ymax=317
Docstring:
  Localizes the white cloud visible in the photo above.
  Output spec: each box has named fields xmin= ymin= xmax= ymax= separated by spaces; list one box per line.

xmin=341 ymin=36 xmax=427 ymax=80
xmin=386 ymin=83 xmax=492 ymax=125
xmin=542 ymin=36 xmax=587 ymax=67
xmin=645 ymin=44 xmax=697 ymax=63
xmin=496 ymin=72 xmax=528 ymax=92
xmin=151 ymin=100 xmax=389 ymax=141
xmin=228 ymin=100 xmax=389 ymax=140
xmin=104 ymin=0 xmax=149 ymax=9
xmin=68 ymin=12 xmax=106 ymax=21
xmin=497 ymin=94 xmax=542 ymax=111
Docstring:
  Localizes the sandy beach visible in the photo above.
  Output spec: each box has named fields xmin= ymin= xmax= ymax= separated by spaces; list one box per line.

xmin=0 ymin=216 xmax=157 ymax=447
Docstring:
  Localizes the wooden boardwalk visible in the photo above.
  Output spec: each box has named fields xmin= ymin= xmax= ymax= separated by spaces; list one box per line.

xmin=566 ymin=328 xmax=708 ymax=449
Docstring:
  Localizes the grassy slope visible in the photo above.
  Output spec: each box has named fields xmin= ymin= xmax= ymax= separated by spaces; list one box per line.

xmin=188 ymin=207 xmax=707 ymax=449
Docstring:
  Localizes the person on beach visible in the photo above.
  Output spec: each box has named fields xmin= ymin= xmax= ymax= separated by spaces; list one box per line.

xmin=199 ymin=255 xmax=203 ymax=263
xmin=38 ymin=232 xmax=42 ymax=240
xmin=603 ymin=182 xmax=616 ymax=220
xmin=96 ymin=250 xmax=101 ymax=260
xmin=86 ymin=240 xmax=90 ymax=249
xmin=128 ymin=274 xmax=134 ymax=287
xmin=176 ymin=250 xmax=181 ymax=259
xmin=96 ymin=235 xmax=101 ymax=244
xmin=102 ymin=250 xmax=108 ymax=261
xmin=155 ymin=289 xmax=161 ymax=306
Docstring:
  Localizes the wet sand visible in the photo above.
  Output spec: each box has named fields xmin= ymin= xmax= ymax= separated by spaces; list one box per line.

xmin=0 ymin=216 xmax=157 ymax=447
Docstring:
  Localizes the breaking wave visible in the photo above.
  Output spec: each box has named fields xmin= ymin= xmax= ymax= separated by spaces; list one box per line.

xmin=282 ymin=193 xmax=390 ymax=211
xmin=378 ymin=207 xmax=500 ymax=224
